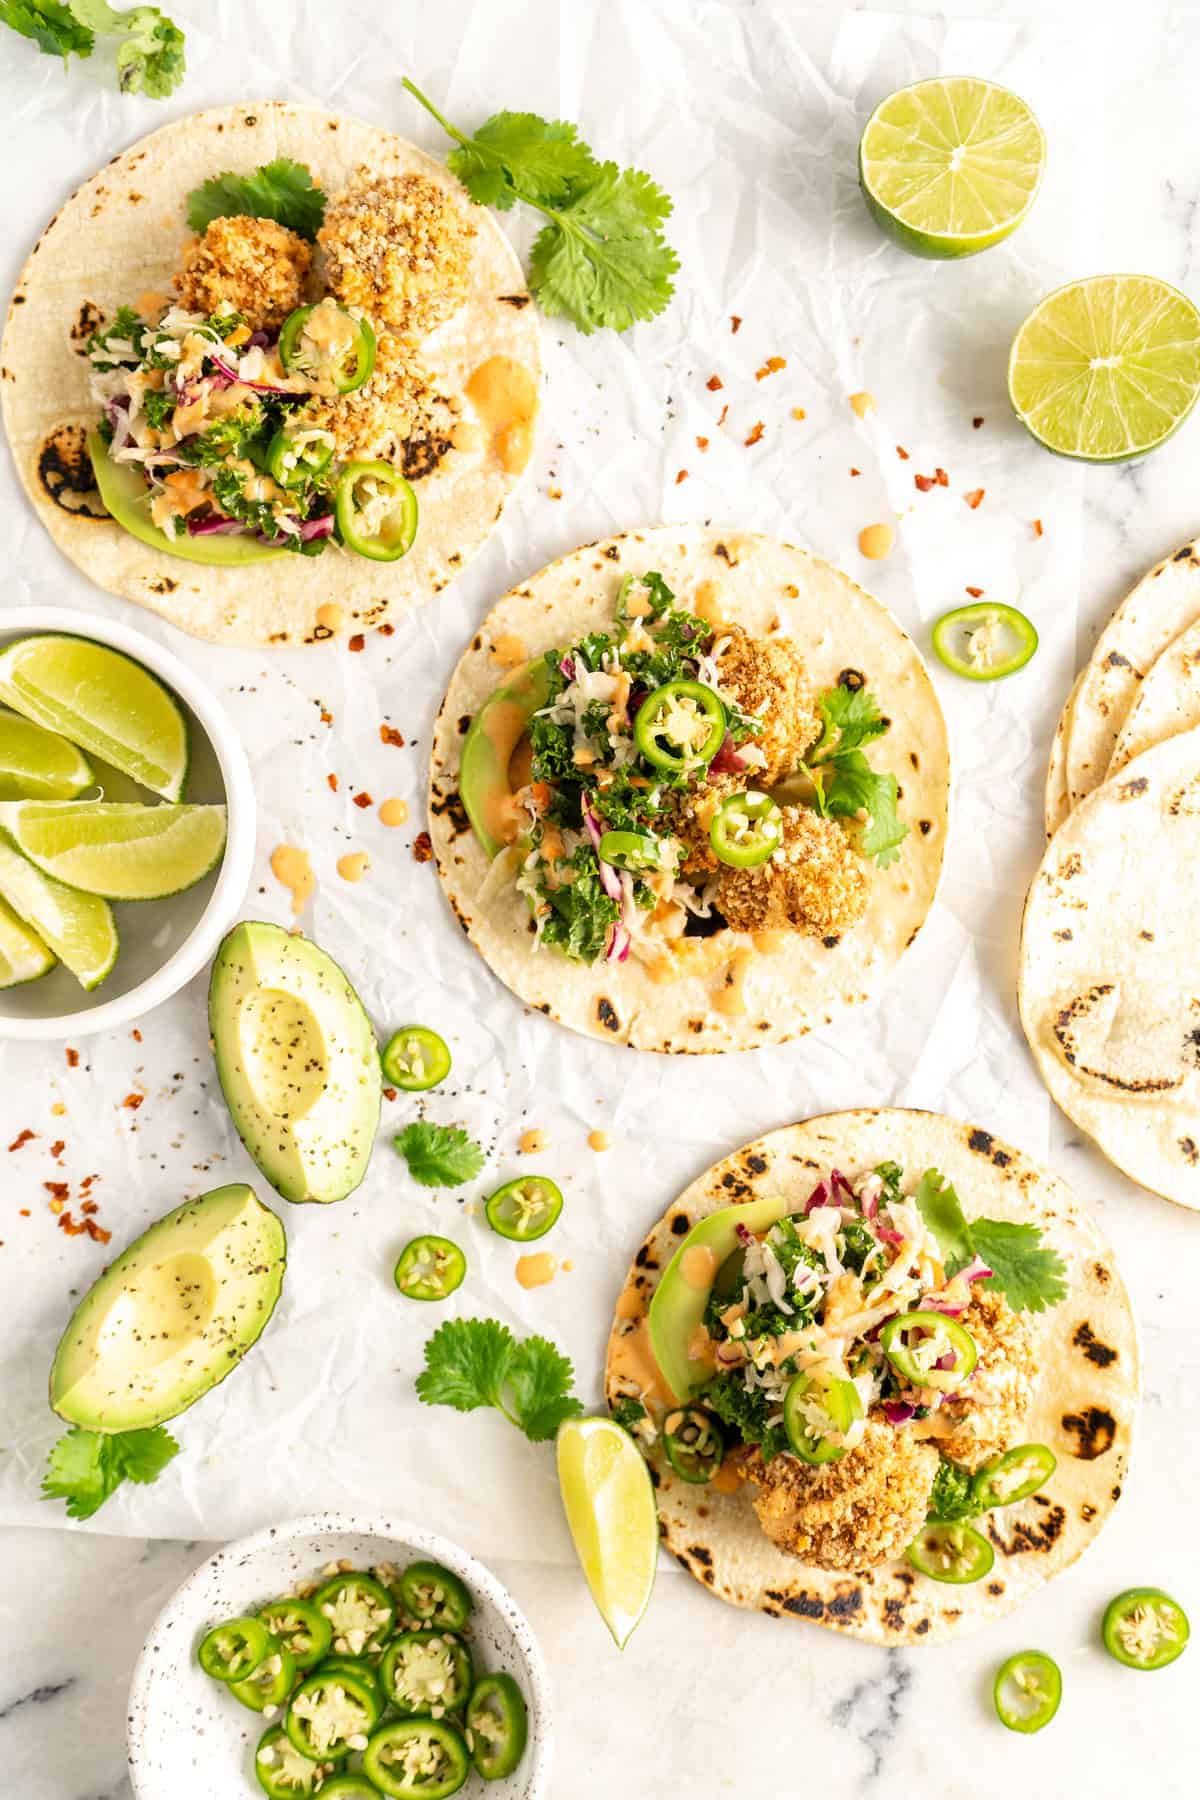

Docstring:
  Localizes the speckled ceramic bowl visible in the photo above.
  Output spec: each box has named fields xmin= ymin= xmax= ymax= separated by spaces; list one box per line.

xmin=127 ymin=1514 xmax=552 ymax=1799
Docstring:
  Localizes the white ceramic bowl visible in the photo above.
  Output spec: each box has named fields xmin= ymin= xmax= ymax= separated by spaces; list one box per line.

xmin=0 ymin=606 xmax=255 ymax=1038
xmin=127 ymin=1513 xmax=552 ymax=1800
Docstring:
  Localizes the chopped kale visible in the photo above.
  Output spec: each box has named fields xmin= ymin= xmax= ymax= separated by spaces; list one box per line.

xmin=538 ymin=847 xmax=619 ymax=962
xmin=529 ymin=713 xmax=577 ymax=785
xmin=610 ymin=1396 xmax=647 ymax=1433
xmin=141 ymin=388 xmax=175 ymax=430
xmin=927 ymin=1458 xmax=979 ymax=1523
xmin=704 ymin=1373 xmax=788 ymax=1463
xmin=840 ymin=1217 xmax=885 ymax=1280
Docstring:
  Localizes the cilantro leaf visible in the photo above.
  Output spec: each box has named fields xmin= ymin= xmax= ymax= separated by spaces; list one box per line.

xmin=394 ymin=1122 xmax=486 ymax=1189
xmin=416 ymin=1317 xmax=583 ymax=1441
xmin=42 ymin=1423 xmax=179 ymax=1520
xmin=186 ymin=159 xmax=327 ymax=240
xmin=805 ymin=682 xmax=908 ymax=869
xmin=813 ymin=684 xmax=889 ymax=758
xmin=611 ymin=1396 xmax=647 ymax=1433
xmin=0 ymin=0 xmax=93 ymax=56
xmin=969 ymin=1220 xmax=1069 ymax=1315
xmin=404 ymin=78 xmax=677 ymax=335
xmin=913 ymin=1169 xmax=975 ymax=1269
xmin=926 ymin=1457 xmax=978 ymax=1523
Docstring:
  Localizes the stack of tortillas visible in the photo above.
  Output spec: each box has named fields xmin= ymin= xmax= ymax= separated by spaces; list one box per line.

xmin=1021 ymin=538 xmax=1200 ymax=1207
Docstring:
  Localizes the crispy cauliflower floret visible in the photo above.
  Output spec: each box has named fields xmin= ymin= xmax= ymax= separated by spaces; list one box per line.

xmin=934 ymin=1290 xmax=1039 ymax=1471
xmin=318 ymin=170 xmax=475 ymax=339
xmin=665 ymin=783 xmax=724 ymax=879
xmin=743 ymin=1422 xmax=939 ymax=1571
xmin=293 ymin=333 xmax=459 ymax=481
xmin=174 ymin=216 xmax=311 ymax=333
xmin=716 ymin=804 xmax=869 ymax=937
xmin=712 ymin=625 xmax=821 ymax=784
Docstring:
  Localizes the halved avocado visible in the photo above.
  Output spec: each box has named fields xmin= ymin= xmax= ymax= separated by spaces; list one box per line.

xmin=209 ymin=921 xmax=382 ymax=1205
xmin=88 ymin=432 xmax=286 ymax=567
xmin=49 ymin=1182 xmax=286 ymax=1432
xmin=648 ymin=1198 xmax=792 ymax=1404
xmin=459 ymin=658 xmax=554 ymax=858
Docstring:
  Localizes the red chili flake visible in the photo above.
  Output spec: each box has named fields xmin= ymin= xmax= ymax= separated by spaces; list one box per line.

xmin=81 ymin=1199 xmax=99 ymax=1215
xmin=45 ymin=1181 xmax=69 ymax=1204
xmin=965 ymin=586 xmax=985 ymax=598
xmin=849 ymin=467 xmax=861 ymax=477
xmin=7 ymin=1129 xmax=35 ymax=1152
xmin=380 ymin=724 xmax=405 ymax=748
xmin=706 ymin=374 xmax=723 ymax=392
xmin=696 ymin=435 xmax=709 ymax=451
xmin=896 ymin=446 xmax=910 ymax=461
xmin=86 ymin=1220 xmax=112 ymax=1244
xmin=320 ymin=709 xmax=333 ymax=726
xmin=755 ymin=356 xmax=786 ymax=381
xmin=131 ymin=1028 xmax=142 ymax=1043
xmin=964 ymin=488 xmax=985 ymax=509
xmin=730 ymin=315 xmax=742 ymax=334
xmin=59 ymin=1212 xmax=84 ymax=1235
xmin=383 ymin=1086 xmax=398 ymax=1102
xmin=18 ymin=1209 xmax=29 ymax=1218
xmin=79 ymin=1174 xmax=98 ymax=1195
xmin=675 ymin=469 xmax=689 ymax=485
xmin=327 ymin=773 xmax=339 ymax=792
xmin=65 ymin=1048 xmax=79 ymax=1069
xmin=935 ymin=468 xmax=949 ymax=487
xmin=348 ymin=634 xmax=366 ymax=653
xmin=914 ymin=474 xmax=935 ymax=492
xmin=1033 ymin=518 xmax=1044 ymax=537
xmin=744 ymin=421 xmax=765 ymax=447
xmin=122 ymin=1092 xmax=144 ymax=1111
xmin=717 ymin=403 xmax=729 ymax=427
xmin=50 ymin=1140 xmax=65 ymax=1159
xmin=412 ymin=832 xmax=433 ymax=864
xmin=791 ymin=407 xmax=806 ymax=421
xmin=973 ymin=416 xmax=984 ymax=429
xmin=353 ymin=792 xmax=373 ymax=809
xmin=378 ymin=623 xmax=395 ymax=638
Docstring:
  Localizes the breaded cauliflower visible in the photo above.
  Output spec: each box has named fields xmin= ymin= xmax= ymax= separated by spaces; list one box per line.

xmin=712 ymin=625 xmax=821 ymax=784
xmin=716 ymin=804 xmax=869 ymax=937
xmin=293 ymin=333 xmax=459 ymax=481
xmin=174 ymin=216 xmax=311 ymax=333
xmin=743 ymin=1422 xmax=939 ymax=1571
xmin=318 ymin=170 xmax=475 ymax=339
xmin=934 ymin=1290 xmax=1039 ymax=1471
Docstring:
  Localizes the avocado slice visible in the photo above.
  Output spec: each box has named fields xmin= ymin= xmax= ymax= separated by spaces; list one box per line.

xmin=210 ymin=921 xmax=382 ymax=1205
xmin=648 ymin=1198 xmax=792 ymax=1403
xmin=49 ymin=1182 xmax=286 ymax=1432
xmin=459 ymin=658 xmax=554 ymax=858
xmin=87 ymin=432 xmax=287 ymax=567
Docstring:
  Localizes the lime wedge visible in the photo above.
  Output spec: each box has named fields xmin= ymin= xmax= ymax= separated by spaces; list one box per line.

xmin=1008 ymin=275 xmax=1200 ymax=461
xmin=0 ymin=836 xmax=117 ymax=990
xmin=0 ymin=710 xmax=94 ymax=801
xmin=0 ymin=636 xmax=189 ymax=802
xmin=0 ymin=802 xmax=227 ymax=901
xmin=859 ymin=77 xmax=1045 ymax=258
xmin=0 ymin=893 xmax=56 ymax=989
xmin=556 ymin=1416 xmax=657 ymax=1649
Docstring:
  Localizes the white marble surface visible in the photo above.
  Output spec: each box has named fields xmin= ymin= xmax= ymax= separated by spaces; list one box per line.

xmin=3 ymin=0 xmax=1200 ymax=1795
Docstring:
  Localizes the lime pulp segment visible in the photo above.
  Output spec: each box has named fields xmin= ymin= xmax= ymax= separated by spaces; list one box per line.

xmin=556 ymin=1416 xmax=658 ymax=1649
xmin=0 ymin=709 xmax=94 ymax=800
xmin=859 ymin=77 xmax=1045 ymax=258
xmin=0 ymin=892 xmax=56 ymax=988
xmin=0 ymin=802 xmax=227 ymax=901
xmin=0 ymin=834 xmax=117 ymax=990
xmin=1008 ymin=275 xmax=1200 ymax=460
xmin=0 ymin=636 xmax=189 ymax=801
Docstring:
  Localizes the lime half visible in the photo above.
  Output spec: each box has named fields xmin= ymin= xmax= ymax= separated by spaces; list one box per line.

xmin=556 ymin=1416 xmax=658 ymax=1649
xmin=0 ymin=893 xmax=56 ymax=989
xmin=0 ymin=802 xmax=227 ymax=901
xmin=1009 ymin=275 xmax=1200 ymax=461
xmin=859 ymin=77 xmax=1045 ymax=258
xmin=0 ymin=636 xmax=189 ymax=801
xmin=0 ymin=710 xmax=94 ymax=801
xmin=0 ymin=836 xmax=117 ymax=990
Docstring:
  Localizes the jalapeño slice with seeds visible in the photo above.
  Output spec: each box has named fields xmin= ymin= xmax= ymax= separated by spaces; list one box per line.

xmin=709 ymin=790 xmax=784 ymax=868
xmin=335 ymin=461 xmax=418 ymax=562
xmin=467 ymin=1672 xmax=529 ymax=1780
xmin=662 ymin=1404 xmax=725 ymax=1484
xmin=597 ymin=829 xmax=665 ymax=871
xmin=906 ymin=1521 xmax=995 ymax=1585
xmin=198 ymin=1614 xmax=274 ymax=1683
xmin=256 ymin=1597 xmax=333 ymax=1672
xmin=971 ymin=1443 xmax=1056 ymax=1512
xmin=880 ymin=1310 xmax=978 ymax=1390
xmin=285 ymin=1665 xmax=381 ymax=1762
xmin=633 ymin=680 xmax=725 ymax=772
xmin=312 ymin=1571 xmax=395 ymax=1656
xmin=379 ymin=1630 xmax=473 ymax=1717
xmin=230 ymin=1643 xmax=298 ymax=1713
xmin=484 ymin=1175 xmax=564 ymax=1242
xmin=278 ymin=302 xmax=377 ymax=394
xmin=993 ymin=1650 xmax=1062 ymax=1733
xmin=783 ymin=1368 xmax=864 ymax=1466
xmin=363 ymin=1718 xmax=470 ymax=1799
xmin=1102 ymin=1588 xmax=1190 ymax=1670
xmin=382 ymin=1025 xmax=452 ymax=1091
xmin=255 ymin=1723 xmax=324 ymax=1797
xmin=931 ymin=602 xmax=1038 ymax=680
xmin=397 ymin=1560 xmax=473 ymax=1632
xmin=394 ymin=1234 xmax=467 ymax=1302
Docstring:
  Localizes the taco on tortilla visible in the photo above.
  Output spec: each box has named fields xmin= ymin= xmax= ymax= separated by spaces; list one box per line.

xmin=429 ymin=527 xmax=949 ymax=1052
xmin=1 ymin=102 xmax=539 ymax=647
xmin=605 ymin=1111 xmax=1137 ymax=1643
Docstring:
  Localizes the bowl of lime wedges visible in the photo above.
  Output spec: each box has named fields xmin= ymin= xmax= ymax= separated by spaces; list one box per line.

xmin=0 ymin=606 xmax=255 ymax=1038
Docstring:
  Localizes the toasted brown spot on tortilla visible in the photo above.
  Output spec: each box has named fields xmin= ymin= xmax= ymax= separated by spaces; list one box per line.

xmin=1103 ymin=650 xmax=1134 ymax=670
xmin=597 ymin=997 xmax=620 ymax=1032
xmin=1092 ymin=1260 xmax=1110 ymax=1286
xmin=688 ymin=1544 xmax=712 ymax=1566
xmin=1179 ymin=1136 xmax=1199 ymax=1165
xmin=1061 ymin=1406 xmax=1116 ymax=1460
xmin=988 ymin=1504 xmax=1066 ymax=1556
xmin=986 ymin=1582 xmax=1004 ymax=1597
xmin=399 ymin=426 xmax=455 ymax=482
xmin=1073 ymin=1322 xmax=1117 ymax=1368
xmin=498 ymin=293 xmax=531 ymax=307
xmin=914 ymin=1618 xmax=930 ymax=1635
xmin=967 ymin=1128 xmax=994 ymax=1155
xmin=37 ymin=423 xmax=105 ymax=517
xmin=70 ymin=300 xmax=104 ymax=350
xmin=745 ymin=1153 xmax=767 ymax=1175
xmin=1174 ymin=545 xmax=1196 ymax=561
xmin=634 ymin=1243 xmax=657 ymax=1271
xmin=430 ymin=788 xmax=470 ymax=836
xmin=822 ymin=934 xmax=841 ymax=949
xmin=1081 ymin=1502 xmax=1096 ymax=1521
xmin=1053 ymin=928 xmax=1073 ymax=941
xmin=910 ymin=752 xmax=920 ymax=769
xmin=457 ymin=714 xmax=472 ymax=735
xmin=826 ymin=1588 xmax=863 ymax=1620
xmin=148 ymin=576 xmax=178 ymax=595
xmin=1060 ymin=853 xmax=1083 ymax=878
xmin=670 ymin=1214 xmax=690 ymax=1235
xmin=1118 ymin=776 xmax=1148 ymax=798
xmin=838 ymin=667 xmax=866 ymax=691
xmin=918 ymin=819 xmax=932 ymax=835
xmin=782 ymin=1592 xmax=823 ymax=1619
xmin=715 ymin=542 xmax=736 ymax=564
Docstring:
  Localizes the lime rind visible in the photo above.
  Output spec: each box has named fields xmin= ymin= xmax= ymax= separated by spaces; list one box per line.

xmin=0 ymin=710 xmax=94 ymax=801
xmin=0 ymin=892 xmax=56 ymax=989
xmin=0 ymin=635 xmax=190 ymax=802
xmin=556 ymin=1416 xmax=658 ymax=1650
xmin=0 ymin=802 xmax=228 ymax=901
xmin=1008 ymin=274 xmax=1200 ymax=461
xmin=0 ymin=834 xmax=118 ymax=990
xmin=859 ymin=76 xmax=1045 ymax=259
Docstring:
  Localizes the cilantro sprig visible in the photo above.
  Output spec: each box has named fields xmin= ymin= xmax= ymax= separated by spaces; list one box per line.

xmin=805 ymin=683 xmax=907 ymax=869
xmin=42 ymin=1423 xmax=180 ymax=1521
xmin=2 ymin=0 xmax=185 ymax=96
xmin=403 ymin=79 xmax=678 ymax=335
xmin=914 ymin=1169 xmax=1069 ymax=1314
xmin=186 ymin=159 xmax=327 ymax=241
xmin=416 ymin=1317 xmax=584 ymax=1443
xmin=394 ymin=1121 xmax=486 ymax=1189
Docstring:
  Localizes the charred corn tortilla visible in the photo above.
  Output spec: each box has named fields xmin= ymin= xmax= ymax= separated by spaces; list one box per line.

xmin=1043 ymin=670 xmax=1082 ymax=838
xmin=1 ymin=101 xmax=539 ymax=647
xmin=605 ymin=1110 xmax=1137 ymax=1645
xmin=428 ymin=527 xmax=950 ymax=1053
xmin=1021 ymin=727 xmax=1200 ymax=1209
